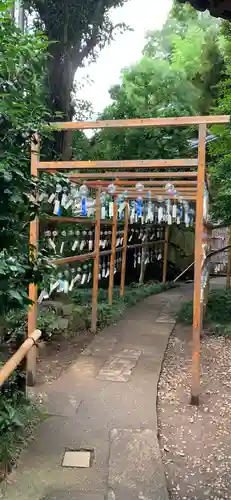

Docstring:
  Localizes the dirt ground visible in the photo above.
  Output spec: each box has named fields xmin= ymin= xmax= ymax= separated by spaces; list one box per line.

xmin=158 ymin=324 xmax=231 ymax=500
xmin=35 ymin=330 xmax=94 ymax=385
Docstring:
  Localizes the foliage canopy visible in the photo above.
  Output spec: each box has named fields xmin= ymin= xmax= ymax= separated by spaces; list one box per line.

xmin=0 ymin=9 xmax=50 ymax=321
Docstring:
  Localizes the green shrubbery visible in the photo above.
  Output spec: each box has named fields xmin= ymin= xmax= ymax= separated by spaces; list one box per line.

xmin=177 ymin=288 xmax=231 ymax=336
xmin=0 ymin=369 xmax=41 ymax=479
xmin=72 ymin=281 xmax=176 ymax=329
xmin=37 ymin=281 xmax=177 ymax=337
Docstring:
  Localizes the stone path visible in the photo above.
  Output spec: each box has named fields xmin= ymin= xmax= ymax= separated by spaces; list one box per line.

xmin=1 ymin=286 xmax=186 ymax=500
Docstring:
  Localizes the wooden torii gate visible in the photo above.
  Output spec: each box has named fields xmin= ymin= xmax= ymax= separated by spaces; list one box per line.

xmin=28 ymin=114 xmax=230 ymax=406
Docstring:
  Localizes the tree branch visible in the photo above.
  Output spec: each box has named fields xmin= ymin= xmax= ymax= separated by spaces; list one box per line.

xmin=77 ymin=0 xmax=105 ymax=64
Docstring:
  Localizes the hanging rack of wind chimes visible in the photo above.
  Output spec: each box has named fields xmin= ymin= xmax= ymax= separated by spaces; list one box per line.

xmin=28 ymin=115 xmax=230 ymax=409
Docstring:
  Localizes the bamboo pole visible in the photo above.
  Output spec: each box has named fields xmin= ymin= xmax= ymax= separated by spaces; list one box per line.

xmin=27 ymin=133 xmax=39 ymax=387
xmin=162 ymin=225 xmax=170 ymax=283
xmin=0 ymin=331 xmax=41 ymax=388
xmin=120 ymin=202 xmax=129 ymax=296
xmin=173 ymin=261 xmax=195 ymax=282
xmin=108 ymin=200 xmax=118 ymax=305
xmin=91 ymin=187 xmax=101 ymax=333
xmin=226 ymin=226 xmax=231 ymax=290
xmin=191 ymin=123 xmax=206 ymax=406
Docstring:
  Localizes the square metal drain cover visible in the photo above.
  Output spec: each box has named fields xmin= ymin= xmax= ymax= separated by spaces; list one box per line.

xmin=62 ymin=449 xmax=93 ymax=468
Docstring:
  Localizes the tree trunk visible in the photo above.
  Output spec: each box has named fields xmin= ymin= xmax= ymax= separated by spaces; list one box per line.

xmin=47 ymin=44 xmax=75 ymax=159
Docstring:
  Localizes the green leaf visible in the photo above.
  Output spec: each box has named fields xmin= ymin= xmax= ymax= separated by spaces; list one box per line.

xmin=3 ymin=170 xmax=12 ymax=182
xmin=8 ymin=290 xmax=24 ymax=303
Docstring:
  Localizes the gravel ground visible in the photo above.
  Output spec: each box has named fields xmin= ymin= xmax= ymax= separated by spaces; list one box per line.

xmin=158 ymin=324 xmax=231 ymax=500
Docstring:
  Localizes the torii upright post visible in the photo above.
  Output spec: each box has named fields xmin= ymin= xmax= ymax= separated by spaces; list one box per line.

xmin=191 ymin=123 xmax=206 ymax=406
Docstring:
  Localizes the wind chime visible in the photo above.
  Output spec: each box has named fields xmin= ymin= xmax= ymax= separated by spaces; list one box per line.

xmin=164 ymin=183 xmax=195 ymax=227
xmin=200 ymin=182 xmax=211 ymax=303
xmin=40 ymin=181 xmax=96 ymax=218
xmin=38 ymin=261 xmax=94 ymax=303
xmin=104 ymin=182 xmax=196 ymax=226
xmin=43 ymin=228 xmax=95 ymax=255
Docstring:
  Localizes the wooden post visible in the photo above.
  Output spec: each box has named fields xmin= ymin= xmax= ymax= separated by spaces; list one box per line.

xmin=120 ymin=202 xmax=129 ymax=296
xmin=191 ymin=123 xmax=206 ymax=406
xmin=226 ymin=226 xmax=231 ymax=290
xmin=27 ymin=133 xmax=39 ymax=387
xmin=91 ymin=187 xmax=101 ymax=333
xmin=162 ymin=225 xmax=169 ymax=283
xmin=108 ymin=199 xmax=118 ymax=305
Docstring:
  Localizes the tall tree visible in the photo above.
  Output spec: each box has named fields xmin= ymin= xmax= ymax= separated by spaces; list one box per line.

xmin=23 ymin=0 xmax=129 ymax=158
xmin=144 ymin=2 xmax=224 ymax=114
xmin=91 ymin=56 xmax=199 ymax=161
xmin=208 ymin=21 xmax=231 ymax=224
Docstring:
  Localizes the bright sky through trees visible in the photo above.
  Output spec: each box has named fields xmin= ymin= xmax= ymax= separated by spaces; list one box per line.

xmin=76 ymin=0 xmax=172 ymax=115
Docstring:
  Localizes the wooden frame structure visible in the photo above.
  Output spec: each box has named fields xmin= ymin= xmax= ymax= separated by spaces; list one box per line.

xmin=28 ymin=114 xmax=230 ymax=405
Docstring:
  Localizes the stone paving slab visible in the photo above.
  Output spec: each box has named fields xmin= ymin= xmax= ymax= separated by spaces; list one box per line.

xmin=96 ymin=349 xmax=142 ymax=382
xmin=107 ymin=428 xmax=169 ymax=500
